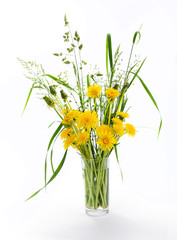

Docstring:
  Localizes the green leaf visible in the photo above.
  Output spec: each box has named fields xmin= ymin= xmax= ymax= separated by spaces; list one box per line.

xmin=135 ymin=74 xmax=162 ymax=136
xmin=44 ymin=74 xmax=76 ymax=93
xmin=25 ymin=150 xmax=68 ymax=201
xmin=45 ymin=154 xmax=47 ymax=187
xmin=64 ymin=61 xmax=71 ymax=64
xmin=115 ymin=145 xmax=123 ymax=181
xmin=87 ymin=74 xmax=90 ymax=88
xmin=47 ymin=150 xmax=67 ymax=184
xmin=50 ymin=149 xmax=55 ymax=174
xmin=72 ymin=63 xmax=77 ymax=76
xmin=25 ymin=189 xmax=42 ymax=202
xmin=21 ymin=84 xmax=34 ymax=115
xmin=79 ymin=44 xmax=83 ymax=50
xmin=48 ymin=121 xmax=60 ymax=128
xmin=106 ymin=34 xmax=113 ymax=83
xmin=47 ymin=123 xmax=63 ymax=151
xmin=128 ymin=58 xmax=146 ymax=89
xmin=133 ymin=31 xmax=141 ymax=44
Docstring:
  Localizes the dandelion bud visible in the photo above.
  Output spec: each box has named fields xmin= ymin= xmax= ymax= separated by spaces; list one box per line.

xmin=113 ymin=83 xmax=119 ymax=90
xmin=49 ymin=85 xmax=57 ymax=96
xmin=43 ymin=96 xmax=55 ymax=108
xmin=123 ymin=82 xmax=129 ymax=90
xmin=60 ymin=89 xmax=68 ymax=101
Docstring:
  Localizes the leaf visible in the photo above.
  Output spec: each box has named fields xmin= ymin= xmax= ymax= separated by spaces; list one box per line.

xmin=115 ymin=145 xmax=123 ymax=181
xmin=48 ymin=121 xmax=60 ymax=128
xmin=47 ymin=150 xmax=67 ymax=185
xmin=44 ymin=74 xmax=76 ymax=92
xmin=45 ymin=154 xmax=47 ymax=187
xmin=21 ymin=84 xmax=34 ymax=115
xmin=133 ymin=31 xmax=141 ymax=44
xmin=25 ymin=150 xmax=68 ymax=201
xmin=135 ymin=74 xmax=162 ymax=136
xmin=82 ymin=60 xmax=87 ymax=65
xmin=87 ymin=74 xmax=90 ymax=88
xmin=25 ymin=189 xmax=42 ymax=202
xmin=128 ymin=58 xmax=146 ymax=89
xmin=47 ymin=123 xmax=63 ymax=151
xmin=50 ymin=149 xmax=55 ymax=174
xmin=79 ymin=44 xmax=83 ymax=50
xmin=64 ymin=61 xmax=71 ymax=64
xmin=106 ymin=34 xmax=113 ymax=83
xmin=72 ymin=63 xmax=77 ymax=76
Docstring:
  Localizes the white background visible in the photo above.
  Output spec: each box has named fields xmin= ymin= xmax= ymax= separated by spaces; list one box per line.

xmin=0 ymin=0 xmax=177 ymax=239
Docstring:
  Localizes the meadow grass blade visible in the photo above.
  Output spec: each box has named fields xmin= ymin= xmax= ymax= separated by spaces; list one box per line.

xmin=21 ymin=84 xmax=34 ymax=115
xmin=87 ymin=74 xmax=90 ymax=88
xmin=25 ymin=150 xmax=68 ymax=201
xmin=136 ymin=74 xmax=162 ymax=136
xmin=47 ymin=150 xmax=67 ymax=184
xmin=114 ymin=145 xmax=123 ymax=181
xmin=47 ymin=123 xmax=63 ymax=151
xmin=48 ymin=121 xmax=60 ymax=128
xmin=50 ymin=149 xmax=55 ymax=174
xmin=106 ymin=34 xmax=113 ymax=84
xmin=44 ymin=74 xmax=77 ymax=92
xmin=128 ymin=58 xmax=146 ymax=89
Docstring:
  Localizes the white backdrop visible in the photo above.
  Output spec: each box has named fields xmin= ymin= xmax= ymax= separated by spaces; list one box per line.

xmin=0 ymin=0 xmax=177 ymax=239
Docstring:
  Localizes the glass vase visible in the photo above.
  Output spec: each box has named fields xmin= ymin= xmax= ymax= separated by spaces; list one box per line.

xmin=81 ymin=157 xmax=109 ymax=217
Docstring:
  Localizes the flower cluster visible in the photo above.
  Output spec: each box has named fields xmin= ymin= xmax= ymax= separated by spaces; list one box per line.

xmin=20 ymin=18 xmax=161 ymax=202
xmin=60 ymin=85 xmax=136 ymax=153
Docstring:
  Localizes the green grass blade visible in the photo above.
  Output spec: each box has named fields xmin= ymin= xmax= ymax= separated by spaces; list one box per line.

xmin=25 ymin=150 xmax=67 ymax=201
xmin=107 ymin=34 xmax=113 ymax=70
xmin=106 ymin=34 xmax=113 ymax=84
xmin=115 ymin=145 xmax=123 ymax=181
xmin=47 ymin=123 xmax=63 ymax=151
xmin=128 ymin=58 xmax=146 ymax=89
xmin=136 ymin=75 xmax=159 ymax=110
xmin=45 ymin=154 xmax=47 ymax=187
xmin=133 ymin=31 xmax=141 ymax=44
xmin=21 ymin=84 xmax=34 ymax=115
xmin=48 ymin=121 xmax=60 ymax=128
xmin=44 ymin=74 xmax=76 ymax=92
xmin=25 ymin=189 xmax=43 ymax=202
xmin=50 ymin=149 xmax=55 ymax=174
xmin=158 ymin=118 xmax=162 ymax=137
xmin=136 ymin=74 xmax=162 ymax=136
xmin=47 ymin=150 xmax=67 ymax=185
xmin=87 ymin=74 xmax=90 ymax=88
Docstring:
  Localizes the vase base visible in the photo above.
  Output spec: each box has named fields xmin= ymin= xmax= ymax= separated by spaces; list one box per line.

xmin=86 ymin=208 xmax=109 ymax=217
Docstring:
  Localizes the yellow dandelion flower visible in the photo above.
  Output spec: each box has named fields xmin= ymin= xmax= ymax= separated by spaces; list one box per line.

xmin=60 ymin=128 xmax=73 ymax=139
xmin=105 ymin=88 xmax=120 ymax=99
xmin=113 ymin=124 xmax=124 ymax=136
xmin=76 ymin=131 xmax=90 ymax=146
xmin=97 ymin=131 xmax=117 ymax=151
xmin=60 ymin=108 xmax=69 ymax=116
xmin=67 ymin=110 xmax=80 ymax=120
xmin=63 ymin=134 xmax=75 ymax=149
xmin=125 ymin=123 xmax=136 ymax=137
xmin=96 ymin=124 xmax=114 ymax=136
xmin=117 ymin=112 xmax=129 ymax=119
xmin=112 ymin=118 xmax=123 ymax=126
xmin=62 ymin=116 xmax=73 ymax=126
xmin=76 ymin=110 xmax=99 ymax=130
xmin=87 ymin=84 xmax=102 ymax=98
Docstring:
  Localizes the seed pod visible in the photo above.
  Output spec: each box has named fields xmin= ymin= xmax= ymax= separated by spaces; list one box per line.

xmin=49 ymin=85 xmax=57 ymax=96
xmin=113 ymin=83 xmax=119 ymax=90
xmin=123 ymin=82 xmax=129 ymax=90
xmin=60 ymin=89 xmax=68 ymax=101
xmin=43 ymin=96 xmax=55 ymax=108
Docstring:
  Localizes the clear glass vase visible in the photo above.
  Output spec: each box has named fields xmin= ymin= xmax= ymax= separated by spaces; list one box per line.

xmin=81 ymin=157 xmax=109 ymax=217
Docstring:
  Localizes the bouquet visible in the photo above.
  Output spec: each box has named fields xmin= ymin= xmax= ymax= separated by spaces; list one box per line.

xmin=19 ymin=15 xmax=161 ymax=216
